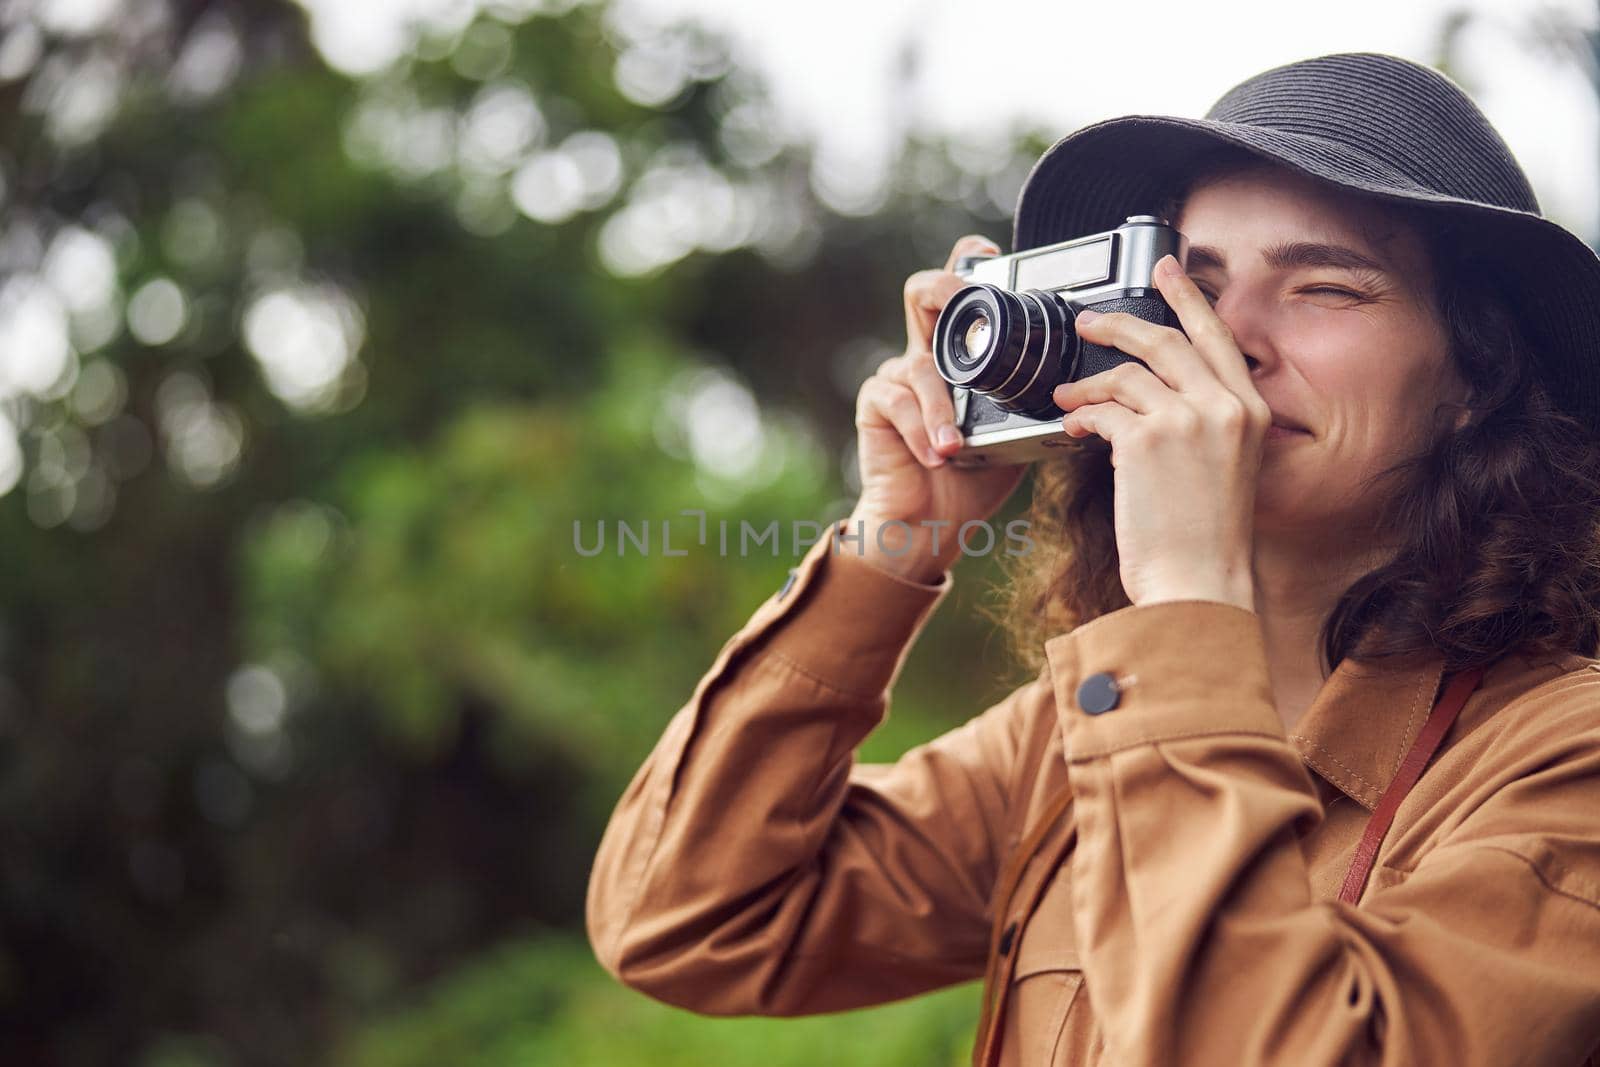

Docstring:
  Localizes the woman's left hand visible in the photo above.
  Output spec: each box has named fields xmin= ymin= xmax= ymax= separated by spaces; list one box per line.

xmin=1053 ymin=253 xmax=1269 ymax=612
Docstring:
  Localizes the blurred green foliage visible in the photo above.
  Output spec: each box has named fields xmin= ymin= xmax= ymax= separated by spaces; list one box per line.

xmin=333 ymin=935 xmax=978 ymax=1067
xmin=0 ymin=1 xmax=1049 ymax=1064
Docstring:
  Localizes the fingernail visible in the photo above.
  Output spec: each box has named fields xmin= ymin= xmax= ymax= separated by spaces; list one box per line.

xmin=937 ymin=425 xmax=961 ymax=449
xmin=1155 ymin=254 xmax=1180 ymax=279
xmin=1076 ymin=309 xmax=1102 ymax=325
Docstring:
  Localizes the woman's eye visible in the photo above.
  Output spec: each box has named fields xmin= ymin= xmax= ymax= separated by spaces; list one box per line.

xmin=1303 ymin=285 xmax=1364 ymax=300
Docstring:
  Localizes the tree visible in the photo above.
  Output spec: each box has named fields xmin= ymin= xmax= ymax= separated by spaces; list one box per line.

xmin=0 ymin=1 xmax=1048 ymax=1062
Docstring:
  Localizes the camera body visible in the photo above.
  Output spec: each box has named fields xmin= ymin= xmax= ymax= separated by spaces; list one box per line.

xmin=933 ymin=215 xmax=1185 ymax=466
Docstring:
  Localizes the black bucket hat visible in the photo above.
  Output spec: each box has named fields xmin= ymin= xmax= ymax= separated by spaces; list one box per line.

xmin=1012 ymin=51 xmax=1600 ymax=438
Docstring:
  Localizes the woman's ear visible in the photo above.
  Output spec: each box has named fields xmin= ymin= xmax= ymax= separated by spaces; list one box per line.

xmin=1441 ymin=364 xmax=1475 ymax=432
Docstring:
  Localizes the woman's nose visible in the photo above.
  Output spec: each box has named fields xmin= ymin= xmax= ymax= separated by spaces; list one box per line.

xmin=1211 ymin=290 xmax=1274 ymax=374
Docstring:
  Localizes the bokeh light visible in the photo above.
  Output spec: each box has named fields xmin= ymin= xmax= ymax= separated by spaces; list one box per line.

xmin=127 ymin=278 xmax=189 ymax=346
xmin=0 ymin=276 xmax=73 ymax=399
xmin=242 ymin=284 xmax=366 ymax=414
xmin=0 ymin=412 xmax=22 ymax=497
xmin=156 ymin=371 xmax=245 ymax=488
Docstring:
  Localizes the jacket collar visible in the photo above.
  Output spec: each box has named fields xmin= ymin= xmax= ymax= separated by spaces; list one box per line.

xmin=1287 ymin=645 xmax=1589 ymax=811
xmin=1287 ymin=650 xmax=1447 ymax=811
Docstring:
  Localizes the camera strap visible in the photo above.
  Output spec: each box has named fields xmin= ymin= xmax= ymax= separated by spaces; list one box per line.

xmin=1337 ymin=664 xmax=1486 ymax=904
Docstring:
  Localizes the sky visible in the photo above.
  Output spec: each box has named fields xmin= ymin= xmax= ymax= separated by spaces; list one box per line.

xmin=620 ymin=0 xmax=1600 ymax=242
xmin=279 ymin=0 xmax=1600 ymax=239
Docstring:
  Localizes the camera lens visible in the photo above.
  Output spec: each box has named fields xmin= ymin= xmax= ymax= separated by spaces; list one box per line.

xmin=960 ymin=314 xmax=994 ymax=367
xmin=933 ymin=284 xmax=1078 ymax=418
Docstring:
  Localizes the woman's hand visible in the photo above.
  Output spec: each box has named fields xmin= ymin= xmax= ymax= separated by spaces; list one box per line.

xmin=1052 ymin=253 xmax=1268 ymax=611
xmin=849 ymin=235 xmax=1028 ymax=582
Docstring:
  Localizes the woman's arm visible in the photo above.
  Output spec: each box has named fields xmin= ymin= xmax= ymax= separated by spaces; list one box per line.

xmin=586 ymin=519 xmax=1041 ymax=1016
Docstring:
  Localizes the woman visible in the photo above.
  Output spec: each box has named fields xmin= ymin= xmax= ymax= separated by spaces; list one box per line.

xmin=586 ymin=53 xmax=1600 ymax=1065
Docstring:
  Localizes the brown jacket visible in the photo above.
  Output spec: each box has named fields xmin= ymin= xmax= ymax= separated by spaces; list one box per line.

xmin=586 ymin=520 xmax=1600 ymax=1065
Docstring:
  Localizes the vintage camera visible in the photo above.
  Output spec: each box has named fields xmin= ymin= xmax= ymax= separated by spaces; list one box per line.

xmin=932 ymin=215 xmax=1185 ymax=466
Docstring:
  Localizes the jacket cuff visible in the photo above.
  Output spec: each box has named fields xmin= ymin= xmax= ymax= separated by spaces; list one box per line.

xmin=1043 ymin=599 xmax=1282 ymax=760
xmin=746 ymin=519 xmax=952 ymax=699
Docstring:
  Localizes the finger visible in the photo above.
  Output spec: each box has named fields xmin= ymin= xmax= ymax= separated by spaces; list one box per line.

xmin=904 ymin=269 xmax=973 ymax=357
xmin=1051 ymin=361 xmax=1169 ymax=418
xmin=943 ymin=233 xmax=1001 ymax=273
xmin=899 ymin=354 xmax=962 ymax=454
xmin=1148 ymin=254 xmax=1257 ymax=396
xmin=1071 ymin=307 xmax=1213 ymax=394
xmin=902 ymin=235 xmax=1001 ymax=356
xmin=881 ymin=344 xmax=962 ymax=453
xmin=1060 ymin=400 xmax=1139 ymax=446
xmin=858 ymin=376 xmax=945 ymax=467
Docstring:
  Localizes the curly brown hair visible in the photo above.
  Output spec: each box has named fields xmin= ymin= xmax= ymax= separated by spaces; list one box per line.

xmin=986 ymin=150 xmax=1600 ymax=682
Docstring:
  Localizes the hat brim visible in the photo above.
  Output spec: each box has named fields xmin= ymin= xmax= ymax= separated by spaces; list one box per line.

xmin=1013 ymin=116 xmax=1600 ymax=436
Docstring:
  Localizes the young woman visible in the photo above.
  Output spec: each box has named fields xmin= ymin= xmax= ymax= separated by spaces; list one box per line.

xmin=587 ymin=52 xmax=1600 ymax=1066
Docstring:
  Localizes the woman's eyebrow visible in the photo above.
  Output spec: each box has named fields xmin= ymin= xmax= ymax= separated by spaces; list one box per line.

xmin=1184 ymin=241 xmax=1393 ymax=275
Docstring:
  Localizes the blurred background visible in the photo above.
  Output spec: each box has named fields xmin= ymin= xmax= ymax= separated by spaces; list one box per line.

xmin=0 ymin=0 xmax=1594 ymax=1064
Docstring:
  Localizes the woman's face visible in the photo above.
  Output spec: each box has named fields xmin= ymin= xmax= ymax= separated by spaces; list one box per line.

xmin=1174 ymin=165 xmax=1469 ymax=544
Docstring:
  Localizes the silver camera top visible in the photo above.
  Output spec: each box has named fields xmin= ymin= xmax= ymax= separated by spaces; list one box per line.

xmin=957 ymin=216 xmax=1181 ymax=298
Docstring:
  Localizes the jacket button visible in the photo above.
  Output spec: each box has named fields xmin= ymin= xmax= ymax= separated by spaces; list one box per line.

xmin=777 ymin=569 xmax=798 ymax=600
xmin=997 ymin=920 xmax=1017 ymax=956
xmin=1077 ymin=672 xmax=1120 ymax=714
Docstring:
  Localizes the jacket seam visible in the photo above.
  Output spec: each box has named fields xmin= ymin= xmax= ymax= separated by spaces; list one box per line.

xmin=1392 ymin=667 xmax=1431 ymax=778
xmin=1478 ymin=843 xmax=1600 ymax=912
xmin=763 ymin=646 xmax=884 ymax=703
xmin=1066 ymin=727 xmax=1285 ymax=761
xmin=788 ymin=941 xmax=986 ymax=969
xmin=1289 ymin=735 xmax=1382 ymax=803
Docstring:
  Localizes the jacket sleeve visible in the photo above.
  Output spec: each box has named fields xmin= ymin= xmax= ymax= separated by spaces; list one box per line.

xmin=1044 ymin=598 xmax=1600 ymax=1066
xmin=586 ymin=520 xmax=1035 ymax=1017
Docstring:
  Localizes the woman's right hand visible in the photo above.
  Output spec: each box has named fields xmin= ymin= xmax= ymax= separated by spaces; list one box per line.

xmin=848 ymin=235 xmax=1029 ymax=582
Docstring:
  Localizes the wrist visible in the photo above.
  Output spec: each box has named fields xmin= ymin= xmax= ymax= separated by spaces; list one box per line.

xmin=838 ymin=513 xmax=954 ymax=584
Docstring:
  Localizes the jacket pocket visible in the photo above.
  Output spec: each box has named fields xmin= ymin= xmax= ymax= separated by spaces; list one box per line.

xmin=1004 ymin=872 xmax=1084 ymax=1065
